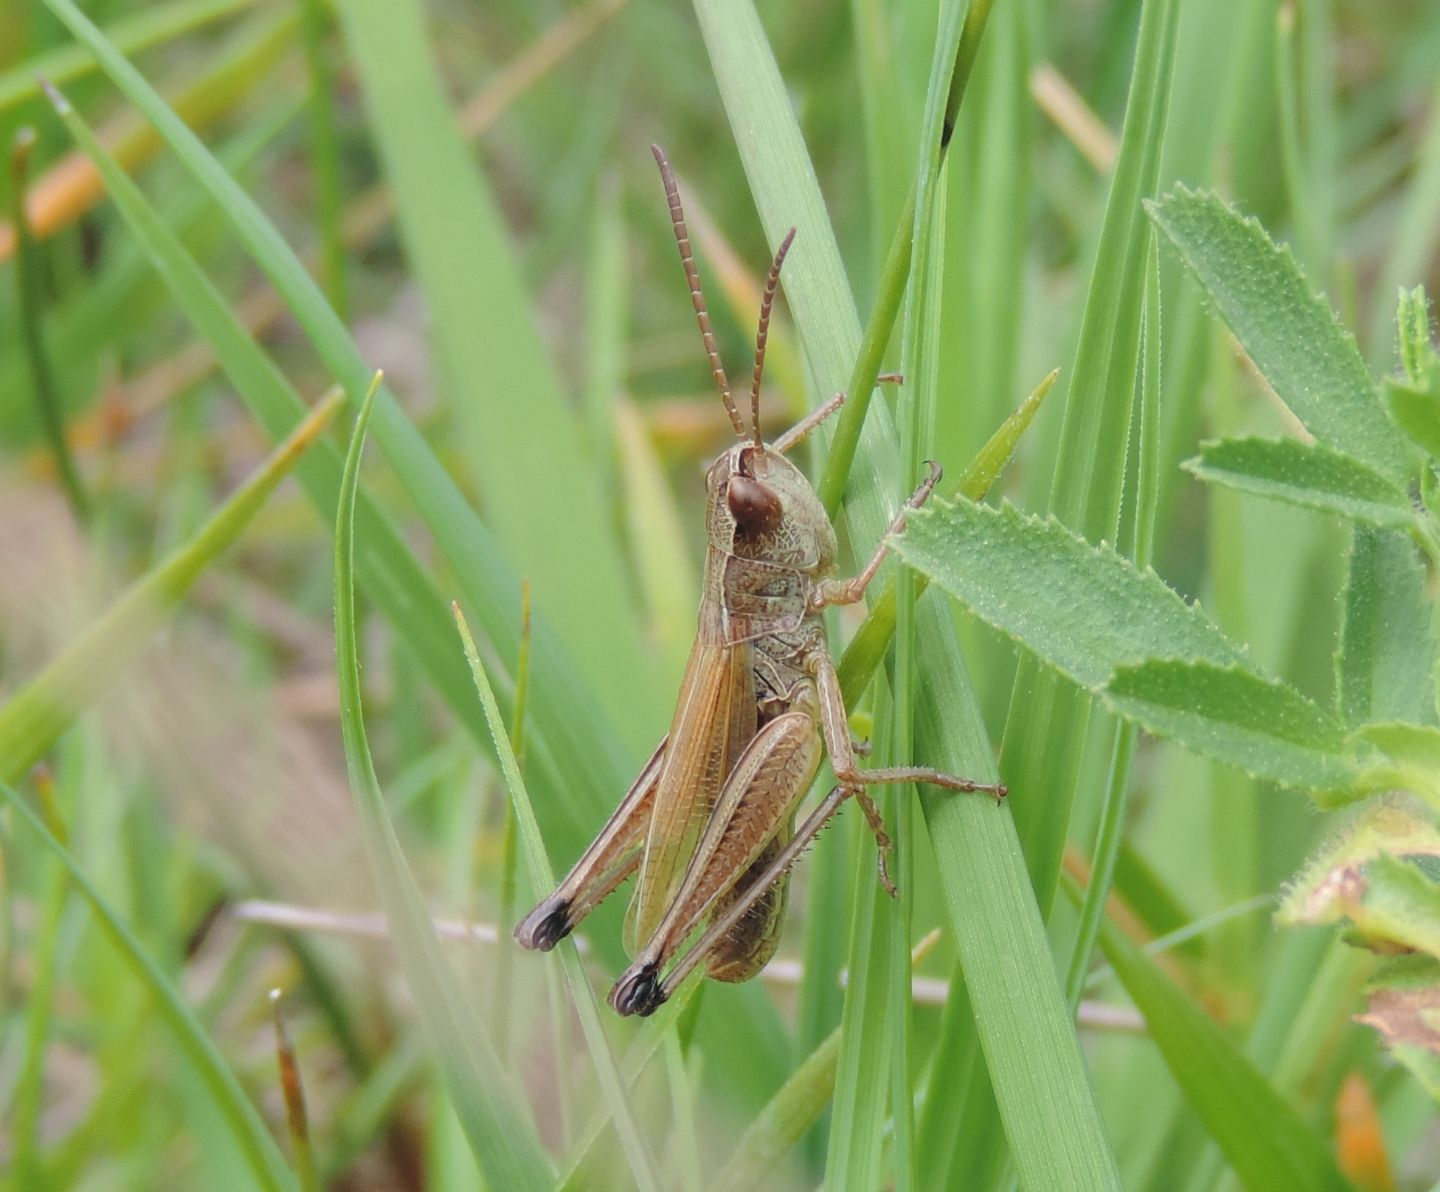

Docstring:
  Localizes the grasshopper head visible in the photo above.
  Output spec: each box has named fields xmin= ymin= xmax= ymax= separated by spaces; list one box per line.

xmin=707 ymin=442 xmax=836 ymax=573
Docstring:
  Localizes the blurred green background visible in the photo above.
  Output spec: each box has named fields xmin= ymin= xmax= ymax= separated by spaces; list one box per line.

xmin=1 ymin=0 xmax=1438 ymax=1188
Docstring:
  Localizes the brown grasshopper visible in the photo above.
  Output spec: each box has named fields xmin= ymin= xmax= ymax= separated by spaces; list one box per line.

xmin=515 ymin=145 xmax=1005 ymax=1017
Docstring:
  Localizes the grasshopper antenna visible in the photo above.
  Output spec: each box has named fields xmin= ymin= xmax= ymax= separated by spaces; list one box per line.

xmin=750 ymin=227 xmax=796 ymax=451
xmin=651 ymin=144 xmax=746 ymax=440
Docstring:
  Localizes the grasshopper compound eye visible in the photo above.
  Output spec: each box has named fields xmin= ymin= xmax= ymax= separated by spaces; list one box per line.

xmin=727 ymin=475 xmax=783 ymax=536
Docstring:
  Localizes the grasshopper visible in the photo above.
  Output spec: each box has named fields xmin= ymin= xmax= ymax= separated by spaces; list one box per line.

xmin=515 ymin=146 xmax=1005 ymax=1017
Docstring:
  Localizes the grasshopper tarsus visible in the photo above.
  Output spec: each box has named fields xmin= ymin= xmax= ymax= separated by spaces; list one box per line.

xmin=610 ymin=964 xmax=663 ymax=1018
xmin=854 ymin=790 xmax=898 ymax=898
xmin=514 ymin=900 xmax=572 ymax=951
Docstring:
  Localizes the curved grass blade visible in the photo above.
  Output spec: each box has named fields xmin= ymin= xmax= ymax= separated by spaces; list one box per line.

xmin=0 ymin=387 xmax=344 ymax=783
xmin=334 ymin=378 xmax=552 ymax=1192
xmin=0 ymin=781 xmax=297 ymax=1192
xmin=453 ymin=605 xmax=660 ymax=1192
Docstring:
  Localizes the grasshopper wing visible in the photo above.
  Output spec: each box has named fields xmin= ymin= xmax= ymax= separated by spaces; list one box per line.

xmin=624 ymin=632 xmax=755 ymax=956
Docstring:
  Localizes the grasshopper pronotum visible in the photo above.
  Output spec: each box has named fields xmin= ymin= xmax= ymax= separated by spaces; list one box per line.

xmin=515 ymin=146 xmax=1005 ymax=1017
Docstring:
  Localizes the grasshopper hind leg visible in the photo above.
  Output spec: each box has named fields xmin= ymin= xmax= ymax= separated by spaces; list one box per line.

xmin=706 ymin=827 xmax=792 ymax=982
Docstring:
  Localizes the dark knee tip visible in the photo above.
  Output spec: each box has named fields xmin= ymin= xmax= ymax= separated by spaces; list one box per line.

xmin=514 ymin=901 xmax=571 ymax=951
xmin=610 ymin=966 xmax=663 ymax=1017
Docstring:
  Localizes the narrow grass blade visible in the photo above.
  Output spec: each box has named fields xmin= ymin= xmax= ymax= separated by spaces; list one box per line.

xmin=0 ymin=0 xmax=249 ymax=112
xmin=712 ymin=1027 xmax=841 ymax=1192
xmin=4 ymin=8 xmax=298 ymax=258
xmin=834 ymin=369 xmax=1057 ymax=700
xmin=10 ymin=126 xmax=90 ymax=523
xmin=38 ymin=54 xmax=631 ymax=866
xmin=298 ymin=0 xmax=345 ymax=320
xmin=38 ymin=0 xmax=658 ymax=773
xmin=999 ymin=0 xmax=1181 ymax=931
xmin=334 ymin=0 xmax=654 ymax=713
xmin=1092 ymin=906 xmax=1354 ymax=1192
xmin=0 ymin=781 xmax=297 ymax=1192
xmin=333 ymin=378 xmax=553 ymax=1192
xmin=452 ymin=606 xmax=660 ymax=1192
xmin=0 ymin=388 xmax=343 ymax=783
xmin=692 ymin=1 xmax=1122 ymax=1186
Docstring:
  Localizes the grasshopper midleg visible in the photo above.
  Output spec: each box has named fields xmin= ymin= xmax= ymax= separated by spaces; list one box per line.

xmin=516 ymin=144 xmax=1005 ymax=1017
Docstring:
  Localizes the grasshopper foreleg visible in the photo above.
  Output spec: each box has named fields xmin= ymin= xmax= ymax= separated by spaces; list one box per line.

xmin=811 ymin=461 xmax=943 ymax=610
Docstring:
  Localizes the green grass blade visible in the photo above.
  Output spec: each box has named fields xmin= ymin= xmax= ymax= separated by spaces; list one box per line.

xmin=0 ymin=781 xmax=297 ymax=1192
xmin=333 ymin=379 xmax=553 ymax=1192
xmin=713 ymin=1027 xmax=841 ymax=1192
xmin=833 ymin=369 xmax=1057 ymax=700
xmin=452 ymin=607 xmax=660 ymax=1192
xmin=36 ymin=26 xmax=642 ymax=868
xmin=1091 ymin=904 xmax=1355 ymax=1192
xmin=1000 ymin=0 xmax=1182 ymax=926
xmin=298 ymin=0 xmax=346 ymax=320
xmin=333 ymin=0 xmax=655 ymax=718
xmin=38 ymin=0 xmax=659 ymax=776
xmin=9 ymin=126 xmax=90 ymax=524
xmin=0 ymin=386 xmax=343 ymax=783
xmin=692 ymin=1 xmax=1121 ymax=1186
xmin=0 ymin=0 xmax=250 ymax=112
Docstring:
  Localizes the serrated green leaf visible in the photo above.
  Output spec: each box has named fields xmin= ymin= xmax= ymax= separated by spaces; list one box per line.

xmin=1396 ymin=287 xmax=1437 ymax=386
xmin=1185 ymin=436 xmax=1417 ymax=530
xmin=1094 ymin=910 xmax=1354 ymax=1192
xmin=894 ymin=497 xmax=1244 ymax=690
xmin=1336 ymin=529 xmax=1435 ymax=728
xmin=1351 ymin=721 xmax=1440 ymax=807
xmin=1385 ymin=378 xmax=1440 ymax=461
xmin=1148 ymin=187 xmax=1412 ymax=484
xmin=1104 ymin=658 xmax=1356 ymax=794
